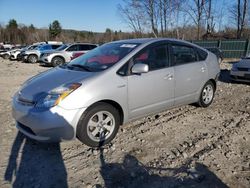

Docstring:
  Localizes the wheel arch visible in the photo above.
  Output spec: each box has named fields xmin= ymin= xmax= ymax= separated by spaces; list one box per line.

xmin=52 ymin=55 xmax=65 ymax=62
xmin=86 ymin=100 xmax=124 ymax=125
xmin=208 ymin=78 xmax=217 ymax=91
xmin=28 ymin=53 xmax=38 ymax=58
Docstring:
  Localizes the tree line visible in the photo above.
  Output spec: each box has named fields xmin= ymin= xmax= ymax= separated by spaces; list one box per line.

xmin=0 ymin=20 xmax=136 ymax=45
xmin=0 ymin=0 xmax=249 ymax=45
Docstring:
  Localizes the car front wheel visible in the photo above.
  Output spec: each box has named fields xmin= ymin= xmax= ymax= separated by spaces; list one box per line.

xmin=28 ymin=54 xmax=38 ymax=63
xmin=3 ymin=54 xmax=10 ymax=59
xmin=197 ymin=81 xmax=215 ymax=107
xmin=52 ymin=56 xmax=65 ymax=67
xmin=76 ymin=102 xmax=120 ymax=147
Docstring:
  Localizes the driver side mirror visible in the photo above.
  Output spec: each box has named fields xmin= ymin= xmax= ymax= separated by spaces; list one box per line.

xmin=131 ymin=63 xmax=149 ymax=74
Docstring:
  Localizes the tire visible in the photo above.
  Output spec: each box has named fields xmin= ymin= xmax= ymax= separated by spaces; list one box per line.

xmin=52 ymin=56 xmax=65 ymax=67
xmin=197 ymin=81 xmax=215 ymax=107
xmin=3 ymin=54 xmax=10 ymax=59
xmin=28 ymin=54 xmax=38 ymax=63
xmin=76 ymin=102 xmax=120 ymax=147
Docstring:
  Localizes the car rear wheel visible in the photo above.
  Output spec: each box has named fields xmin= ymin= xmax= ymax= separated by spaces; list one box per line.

xmin=197 ymin=81 xmax=215 ymax=107
xmin=52 ymin=56 xmax=65 ymax=67
xmin=76 ymin=102 xmax=120 ymax=147
xmin=28 ymin=54 xmax=38 ymax=63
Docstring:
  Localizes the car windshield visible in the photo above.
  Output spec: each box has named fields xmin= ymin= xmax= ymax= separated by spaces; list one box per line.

xmin=56 ymin=44 xmax=68 ymax=51
xmin=67 ymin=42 xmax=139 ymax=72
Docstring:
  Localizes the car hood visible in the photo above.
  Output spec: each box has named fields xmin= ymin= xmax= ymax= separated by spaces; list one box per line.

xmin=235 ymin=59 xmax=250 ymax=68
xmin=18 ymin=67 xmax=97 ymax=102
xmin=25 ymin=50 xmax=39 ymax=54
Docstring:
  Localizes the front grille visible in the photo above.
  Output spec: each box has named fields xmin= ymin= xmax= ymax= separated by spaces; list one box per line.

xmin=238 ymin=67 xmax=249 ymax=71
xmin=234 ymin=75 xmax=250 ymax=80
xmin=17 ymin=122 xmax=36 ymax=135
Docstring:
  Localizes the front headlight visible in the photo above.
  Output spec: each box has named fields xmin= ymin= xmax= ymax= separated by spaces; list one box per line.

xmin=36 ymin=83 xmax=81 ymax=108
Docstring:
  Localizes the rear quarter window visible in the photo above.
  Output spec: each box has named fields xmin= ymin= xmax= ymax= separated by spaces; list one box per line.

xmin=196 ymin=48 xmax=208 ymax=61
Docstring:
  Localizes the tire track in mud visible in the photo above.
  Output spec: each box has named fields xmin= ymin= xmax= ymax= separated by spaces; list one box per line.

xmin=148 ymin=112 xmax=250 ymax=168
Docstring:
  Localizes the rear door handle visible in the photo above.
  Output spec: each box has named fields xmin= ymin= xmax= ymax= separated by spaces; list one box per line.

xmin=164 ymin=74 xmax=173 ymax=80
xmin=201 ymin=67 xmax=206 ymax=72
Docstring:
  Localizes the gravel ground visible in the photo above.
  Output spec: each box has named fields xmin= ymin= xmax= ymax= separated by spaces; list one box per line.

xmin=0 ymin=58 xmax=249 ymax=188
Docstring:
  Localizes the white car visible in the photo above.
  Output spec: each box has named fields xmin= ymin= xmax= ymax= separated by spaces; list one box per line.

xmin=23 ymin=43 xmax=62 ymax=63
xmin=10 ymin=49 xmax=22 ymax=60
xmin=0 ymin=46 xmax=25 ymax=59
xmin=40 ymin=43 xmax=97 ymax=67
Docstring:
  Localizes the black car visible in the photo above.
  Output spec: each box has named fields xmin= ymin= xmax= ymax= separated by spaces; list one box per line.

xmin=205 ymin=47 xmax=223 ymax=63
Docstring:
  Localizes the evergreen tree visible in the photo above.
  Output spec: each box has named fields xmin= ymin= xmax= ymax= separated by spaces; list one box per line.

xmin=49 ymin=20 xmax=62 ymax=39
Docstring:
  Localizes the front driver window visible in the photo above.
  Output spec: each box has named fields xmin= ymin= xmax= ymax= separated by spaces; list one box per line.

xmin=133 ymin=44 xmax=169 ymax=71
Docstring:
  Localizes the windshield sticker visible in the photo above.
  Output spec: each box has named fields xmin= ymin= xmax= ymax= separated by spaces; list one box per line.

xmin=120 ymin=44 xmax=137 ymax=48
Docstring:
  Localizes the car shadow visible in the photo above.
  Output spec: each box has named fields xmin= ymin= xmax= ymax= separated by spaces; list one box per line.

xmin=4 ymin=110 xmax=73 ymax=188
xmin=98 ymin=147 xmax=229 ymax=188
xmin=4 ymin=132 xmax=68 ymax=188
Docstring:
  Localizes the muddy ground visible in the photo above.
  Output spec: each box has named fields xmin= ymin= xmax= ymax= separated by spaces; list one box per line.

xmin=0 ymin=58 xmax=249 ymax=188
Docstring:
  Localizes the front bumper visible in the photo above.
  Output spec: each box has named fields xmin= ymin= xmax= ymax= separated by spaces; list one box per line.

xmin=230 ymin=70 xmax=250 ymax=83
xmin=40 ymin=56 xmax=52 ymax=65
xmin=12 ymin=94 xmax=86 ymax=142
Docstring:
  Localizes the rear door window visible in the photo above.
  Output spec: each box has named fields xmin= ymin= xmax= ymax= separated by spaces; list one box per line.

xmin=171 ymin=45 xmax=197 ymax=65
xmin=66 ymin=45 xmax=78 ymax=51
xmin=79 ymin=44 xmax=90 ymax=51
xmin=51 ymin=45 xmax=61 ymax=49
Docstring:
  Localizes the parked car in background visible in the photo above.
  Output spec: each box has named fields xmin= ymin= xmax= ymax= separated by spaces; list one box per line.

xmin=71 ymin=51 xmax=85 ymax=60
xmin=40 ymin=43 xmax=97 ymax=67
xmin=17 ymin=44 xmax=42 ymax=61
xmin=230 ymin=57 xmax=250 ymax=83
xmin=10 ymin=48 xmax=24 ymax=60
xmin=0 ymin=50 xmax=9 ymax=59
xmin=205 ymin=47 xmax=223 ymax=63
xmin=23 ymin=42 xmax=63 ymax=63
xmin=12 ymin=38 xmax=220 ymax=147
xmin=0 ymin=46 xmax=26 ymax=59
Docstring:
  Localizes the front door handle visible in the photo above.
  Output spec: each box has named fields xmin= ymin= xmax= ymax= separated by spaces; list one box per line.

xmin=201 ymin=67 xmax=206 ymax=72
xmin=164 ymin=74 xmax=173 ymax=80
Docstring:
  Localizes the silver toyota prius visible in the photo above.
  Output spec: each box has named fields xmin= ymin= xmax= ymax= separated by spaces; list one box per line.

xmin=12 ymin=38 xmax=220 ymax=147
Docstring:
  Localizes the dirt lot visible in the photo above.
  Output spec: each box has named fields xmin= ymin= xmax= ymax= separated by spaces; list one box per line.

xmin=0 ymin=58 xmax=249 ymax=188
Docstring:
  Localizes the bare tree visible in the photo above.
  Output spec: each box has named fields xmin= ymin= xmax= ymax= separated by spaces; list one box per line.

xmin=229 ymin=0 xmax=248 ymax=38
xmin=184 ymin=0 xmax=207 ymax=40
xmin=142 ymin=0 xmax=159 ymax=37
xmin=204 ymin=0 xmax=215 ymax=34
xmin=117 ymin=0 xmax=146 ymax=36
xmin=237 ymin=0 xmax=248 ymax=38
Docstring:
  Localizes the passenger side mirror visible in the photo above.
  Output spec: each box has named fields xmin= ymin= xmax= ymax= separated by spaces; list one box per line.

xmin=131 ymin=63 xmax=149 ymax=74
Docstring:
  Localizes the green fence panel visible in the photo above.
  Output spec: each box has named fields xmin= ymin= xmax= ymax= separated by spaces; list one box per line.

xmin=220 ymin=40 xmax=246 ymax=58
xmin=191 ymin=39 xmax=250 ymax=58
xmin=245 ymin=40 xmax=250 ymax=56
xmin=192 ymin=40 xmax=218 ymax=48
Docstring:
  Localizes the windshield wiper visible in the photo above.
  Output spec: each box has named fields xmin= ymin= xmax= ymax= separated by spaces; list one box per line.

xmin=67 ymin=64 xmax=92 ymax=72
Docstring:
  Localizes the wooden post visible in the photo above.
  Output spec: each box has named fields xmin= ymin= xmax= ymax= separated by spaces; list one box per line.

xmin=245 ymin=39 xmax=250 ymax=57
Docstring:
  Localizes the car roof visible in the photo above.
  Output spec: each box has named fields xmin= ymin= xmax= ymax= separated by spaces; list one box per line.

xmin=111 ymin=38 xmax=198 ymax=45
